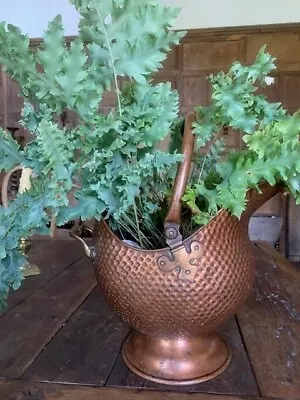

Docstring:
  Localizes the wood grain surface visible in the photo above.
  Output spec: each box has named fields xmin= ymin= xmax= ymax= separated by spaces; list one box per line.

xmin=2 ymin=239 xmax=85 ymax=315
xmin=0 ymin=256 xmax=96 ymax=378
xmin=0 ymin=380 xmax=263 ymax=400
xmin=23 ymin=289 xmax=129 ymax=386
xmin=237 ymin=245 xmax=300 ymax=399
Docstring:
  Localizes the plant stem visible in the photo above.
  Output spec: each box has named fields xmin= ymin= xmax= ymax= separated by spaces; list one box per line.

xmin=198 ymin=127 xmax=222 ymax=182
xmin=133 ymin=199 xmax=143 ymax=248
xmin=91 ymin=1 xmax=148 ymax=249
xmin=92 ymin=0 xmax=122 ymax=117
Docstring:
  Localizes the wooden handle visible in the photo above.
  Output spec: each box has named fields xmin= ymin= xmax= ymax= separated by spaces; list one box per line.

xmin=164 ymin=112 xmax=196 ymax=248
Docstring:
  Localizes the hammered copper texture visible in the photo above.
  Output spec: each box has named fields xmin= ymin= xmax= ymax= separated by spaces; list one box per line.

xmin=93 ymin=212 xmax=252 ymax=338
xmin=92 ymin=184 xmax=280 ymax=339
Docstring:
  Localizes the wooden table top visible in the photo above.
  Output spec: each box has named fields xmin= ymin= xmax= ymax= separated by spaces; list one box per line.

xmin=0 ymin=237 xmax=299 ymax=400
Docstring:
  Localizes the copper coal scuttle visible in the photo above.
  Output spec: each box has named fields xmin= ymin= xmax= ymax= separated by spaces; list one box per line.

xmin=71 ymin=114 xmax=280 ymax=385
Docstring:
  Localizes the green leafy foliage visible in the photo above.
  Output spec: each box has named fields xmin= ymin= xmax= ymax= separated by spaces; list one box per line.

xmin=0 ymin=1 xmax=300 ymax=311
xmin=184 ymin=113 xmax=300 ymax=224
xmin=0 ymin=0 xmax=184 ymax=308
xmin=193 ymin=46 xmax=286 ymax=150
xmin=57 ymin=81 xmax=181 ymax=226
xmin=72 ymin=0 xmax=184 ymax=86
xmin=0 ymin=193 xmax=50 ymax=309
xmin=0 ymin=129 xmax=22 ymax=172
xmin=0 ymin=23 xmax=37 ymax=95
xmin=182 ymin=47 xmax=299 ymax=228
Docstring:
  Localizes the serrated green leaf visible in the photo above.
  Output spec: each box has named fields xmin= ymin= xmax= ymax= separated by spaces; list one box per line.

xmin=55 ymin=38 xmax=88 ymax=107
xmin=0 ymin=128 xmax=23 ymax=171
xmin=57 ymin=193 xmax=106 ymax=224
xmin=36 ymin=15 xmax=65 ymax=80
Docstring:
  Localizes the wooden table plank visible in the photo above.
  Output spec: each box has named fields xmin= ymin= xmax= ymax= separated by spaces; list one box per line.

xmin=0 ymin=258 xmax=97 ymax=379
xmin=237 ymin=244 xmax=300 ymax=399
xmin=0 ymin=379 xmax=265 ymax=400
xmin=2 ymin=238 xmax=298 ymax=399
xmin=256 ymin=241 xmax=300 ymax=284
xmin=107 ymin=318 xmax=259 ymax=396
xmin=23 ymin=288 xmax=129 ymax=385
xmin=2 ymin=239 xmax=85 ymax=315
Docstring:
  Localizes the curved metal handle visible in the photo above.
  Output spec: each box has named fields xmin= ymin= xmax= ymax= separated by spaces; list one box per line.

xmin=164 ymin=112 xmax=196 ymax=248
xmin=1 ymin=165 xmax=23 ymax=208
xmin=69 ymin=226 xmax=97 ymax=261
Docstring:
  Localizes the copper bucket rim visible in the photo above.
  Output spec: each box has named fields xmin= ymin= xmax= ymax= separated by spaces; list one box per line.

xmin=99 ymin=213 xmax=216 ymax=254
xmin=99 ymin=179 xmax=281 ymax=254
xmin=2 ymin=173 xmax=282 ymax=255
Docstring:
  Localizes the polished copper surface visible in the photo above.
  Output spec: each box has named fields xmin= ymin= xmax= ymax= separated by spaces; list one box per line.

xmin=93 ymin=206 xmax=253 ymax=337
xmin=164 ymin=112 xmax=195 ymax=248
xmin=122 ymin=331 xmax=231 ymax=385
xmin=91 ymin=184 xmax=280 ymax=384
xmin=157 ymin=240 xmax=202 ymax=282
xmin=72 ymin=113 xmax=283 ymax=384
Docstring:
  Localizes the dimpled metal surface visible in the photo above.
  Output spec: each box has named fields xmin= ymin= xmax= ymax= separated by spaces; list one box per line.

xmin=94 ymin=184 xmax=278 ymax=338
xmin=93 ymin=210 xmax=253 ymax=338
xmin=92 ymin=184 xmax=280 ymax=339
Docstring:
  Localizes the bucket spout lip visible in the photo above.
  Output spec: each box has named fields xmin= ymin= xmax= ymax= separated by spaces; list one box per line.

xmin=242 ymin=182 xmax=284 ymax=222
